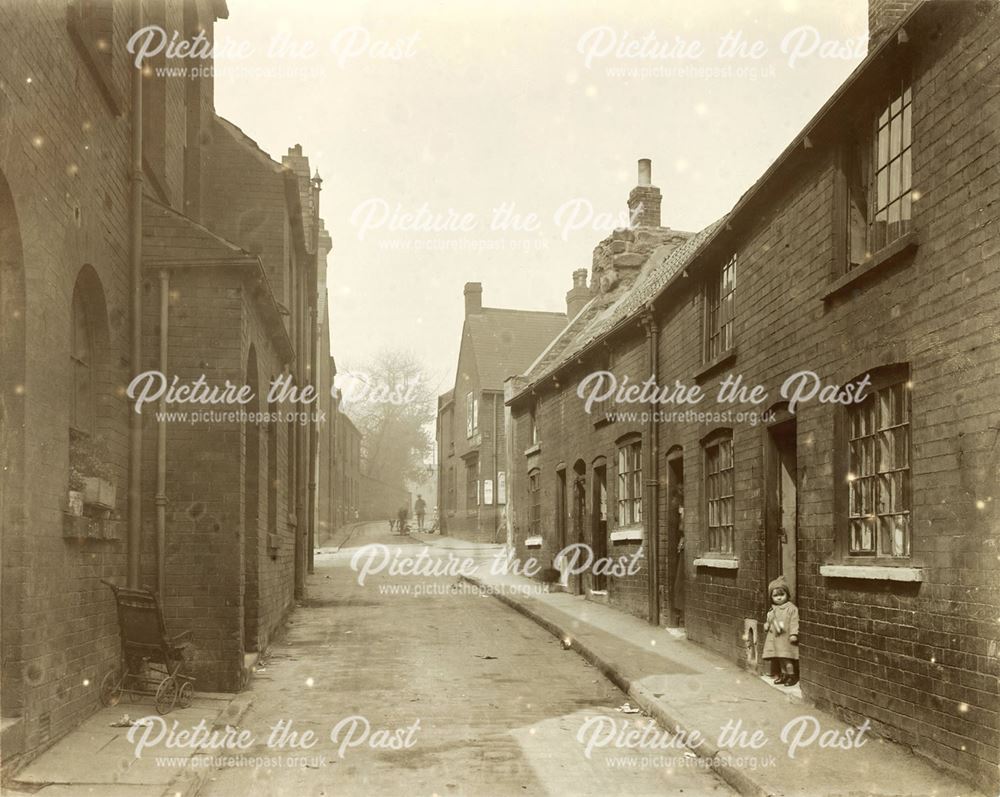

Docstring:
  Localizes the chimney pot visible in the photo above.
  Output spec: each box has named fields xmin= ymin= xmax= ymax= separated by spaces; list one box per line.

xmin=628 ymin=157 xmax=662 ymax=228
xmin=464 ymin=282 xmax=483 ymax=316
xmin=638 ymin=158 xmax=652 ymax=187
xmin=566 ymin=269 xmax=591 ymax=321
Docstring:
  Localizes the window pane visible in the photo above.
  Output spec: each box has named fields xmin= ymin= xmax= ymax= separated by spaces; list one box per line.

xmin=890 ymin=116 xmax=901 ymax=159
xmin=878 ymin=126 xmax=889 ymax=167
xmin=877 ymin=170 xmax=888 ymax=210
xmin=901 ymin=149 xmax=911 ymax=194
xmin=902 ymin=105 xmax=912 ymax=148
xmin=889 ymin=160 xmax=900 ymax=201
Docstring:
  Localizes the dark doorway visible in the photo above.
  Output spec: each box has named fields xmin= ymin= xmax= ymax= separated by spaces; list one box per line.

xmin=664 ymin=448 xmax=685 ymax=626
xmin=765 ymin=416 xmax=798 ymax=600
xmin=591 ymin=464 xmax=608 ymax=592
xmin=555 ymin=468 xmax=567 ymax=584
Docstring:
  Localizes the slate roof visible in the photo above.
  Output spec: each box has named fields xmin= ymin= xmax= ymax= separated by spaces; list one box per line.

xmin=142 ymin=194 xmax=294 ymax=362
xmin=143 ymin=194 xmax=258 ymax=267
xmin=463 ymin=308 xmax=567 ymax=391
xmin=519 ymin=219 xmax=725 ymax=394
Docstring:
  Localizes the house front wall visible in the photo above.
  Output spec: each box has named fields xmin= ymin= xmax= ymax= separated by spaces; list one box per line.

xmin=672 ymin=10 xmax=999 ymax=786
xmin=510 ymin=326 xmax=651 ymax=619
xmin=507 ymin=6 xmax=999 ymax=790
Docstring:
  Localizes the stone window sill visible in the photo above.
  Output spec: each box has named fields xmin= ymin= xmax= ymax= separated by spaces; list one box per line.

xmin=524 ymin=444 xmax=541 ymax=457
xmin=694 ymin=557 xmax=739 ymax=570
xmin=819 ymin=564 xmax=924 ymax=582
xmin=610 ymin=527 xmax=643 ymax=543
xmin=694 ymin=348 xmax=737 ymax=383
xmin=524 ymin=536 xmax=543 ymax=549
xmin=822 ymin=231 xmax=918 ymax=301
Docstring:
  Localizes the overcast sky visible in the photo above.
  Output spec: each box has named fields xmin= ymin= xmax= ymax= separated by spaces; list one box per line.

xmin=214 ymin=0 xmax=869 ymax=396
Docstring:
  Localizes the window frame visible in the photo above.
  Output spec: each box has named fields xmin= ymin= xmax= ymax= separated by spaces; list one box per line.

xmin=703 ymin=254 xmax=736 ymax=364
xmin=466 ymin=391 xmax=479 ymax=438
xmin=834 ymin=66 xmax=915 ymax=280
xmin=836 ymin=364 xmax=913 ymax=563
xmin=703 ymin=429 xmax=735 ymax=556
xmin=616 ymin=437 xmax=642 ymax=528
xmin=528 ymin=468 xmax=541 ymax=537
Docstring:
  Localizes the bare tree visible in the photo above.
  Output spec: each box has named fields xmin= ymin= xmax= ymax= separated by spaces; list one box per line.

xmin=337 ymin=349 xmax=435 ymax=488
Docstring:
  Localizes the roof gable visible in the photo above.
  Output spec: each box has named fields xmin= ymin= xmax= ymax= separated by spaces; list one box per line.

xmin=459 ymin=308 xmax=567 ymax=392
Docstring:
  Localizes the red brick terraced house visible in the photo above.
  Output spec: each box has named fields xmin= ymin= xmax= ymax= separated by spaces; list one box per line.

xmin=505 ymin=2 xmax=1000 ymax=792
xmin=437 ymin=283 xmax=566 ymax=543
xmin=0 ymin=0 xmax=339 ymax=772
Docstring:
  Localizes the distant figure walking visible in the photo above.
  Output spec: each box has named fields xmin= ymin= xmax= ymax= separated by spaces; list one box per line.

xmin=414 ymin=494 xmax=426 ymax=531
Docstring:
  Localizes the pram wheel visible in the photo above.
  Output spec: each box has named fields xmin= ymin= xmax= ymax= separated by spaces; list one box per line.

xmin=155 ymin=676 xmax=178 ymax=714
xmin=177 ymin=680 xmax=194 ymax=709
xmin=100 ymin=669 xmax=123 ymax=707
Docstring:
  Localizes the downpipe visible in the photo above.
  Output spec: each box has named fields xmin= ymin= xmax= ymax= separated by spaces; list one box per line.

xmin=127 ymin=0 xmax=144 ymax=589
xmin=644 ymin=307 xmax=660 ymax=625
xmin=156 ymin=270 xmax=169 ymax=595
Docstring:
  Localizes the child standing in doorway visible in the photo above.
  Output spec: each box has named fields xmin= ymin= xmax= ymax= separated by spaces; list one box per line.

xmin=763 ymin=575 xmax=799 ymax=686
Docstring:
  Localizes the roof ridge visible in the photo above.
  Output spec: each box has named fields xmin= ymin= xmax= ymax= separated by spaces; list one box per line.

xmin=478 ymin=306 xmax=566 ymax=317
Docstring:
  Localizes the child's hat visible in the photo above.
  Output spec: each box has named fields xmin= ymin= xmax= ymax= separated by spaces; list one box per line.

xmin=768 ymin=575 xmax=792 ymax=600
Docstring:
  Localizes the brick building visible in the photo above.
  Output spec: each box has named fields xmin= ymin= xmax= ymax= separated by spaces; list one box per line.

xmin=506 ymin=2 xmax=1000 ymax=792
xmin=0 ymin=0 xmax=340 ymax=770
xmin=437 ymin=284 xmax=566 ymax=543
xmin=319 ymin=400 xmax=362 ymax=538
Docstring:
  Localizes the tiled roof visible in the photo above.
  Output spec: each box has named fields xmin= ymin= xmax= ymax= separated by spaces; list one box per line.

xmin=142 ymin=194 xmax=257 ymax=266
xmin=464 ymin=308 xmax=567 ymax=391
xmin=521 ymin=219 xmax=725 ymax=391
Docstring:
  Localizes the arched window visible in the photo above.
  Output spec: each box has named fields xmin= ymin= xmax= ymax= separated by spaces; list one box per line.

xmin=71 ymin=278 xmax=96 ymax=435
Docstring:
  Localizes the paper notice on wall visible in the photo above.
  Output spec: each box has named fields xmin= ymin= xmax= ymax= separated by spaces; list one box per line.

xmin=484 ymin=479 xmax=493 ymax=505
xmin=497 ymin=472 xmax=506 ymax=504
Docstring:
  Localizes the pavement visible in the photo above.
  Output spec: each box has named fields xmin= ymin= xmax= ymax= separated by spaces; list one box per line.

xmin=454 ymin=544 xmax=984 ymax=797
xmin=1 ymin=692 xmax=253 ymax=797
xmin=197 ymin=520 xmax=735 ymax=796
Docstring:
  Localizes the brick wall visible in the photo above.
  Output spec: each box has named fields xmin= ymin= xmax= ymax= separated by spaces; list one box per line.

xmin=510 ymin=327 xmax=652 ymax=619
xmin=0 ymin=0 xmax=319 ymax=767
xmin=0 ymin=0 xmax=135 ymax=761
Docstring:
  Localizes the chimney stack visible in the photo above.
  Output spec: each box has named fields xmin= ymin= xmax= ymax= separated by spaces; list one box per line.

xmin=566 ymin=269 xmax=590 ymax=321
xmin=868 ymin=0 xmax=918 ymax=51
xmin=464 ymin=282 xmax=483 ymax=316
xmin=628 ymin=158 xmax=662 ymax=228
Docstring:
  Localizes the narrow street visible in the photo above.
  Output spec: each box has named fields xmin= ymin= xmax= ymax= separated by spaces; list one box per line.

xmin=199 ymin=521 xmax=733 ymax=797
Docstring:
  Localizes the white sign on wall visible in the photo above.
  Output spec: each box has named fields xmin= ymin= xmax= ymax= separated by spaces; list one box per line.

xmin=483 ymin=479 xmax=494 ymax=505
xmin=497 ymin=472 xmax=506 ymax=504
